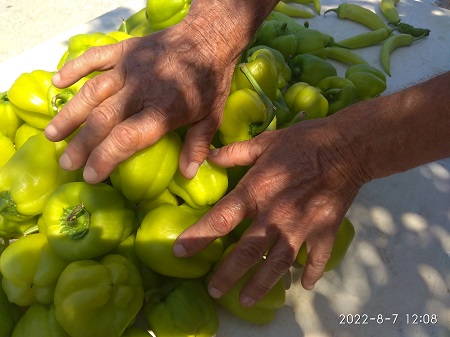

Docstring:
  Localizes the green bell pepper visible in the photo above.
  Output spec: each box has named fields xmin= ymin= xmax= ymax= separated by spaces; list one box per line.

xmin=316 ymin=76 xmax=358 ymax=115
xmin=283 ymin=82 xmax=328 ymax=119
xmin=64 ymin=32 xmax=119 ymax=63
xmin=11 ymin=303 xmax=69 ymax=337
xmin=137 ymin=188 xmax=179 ymax=219
xmin=8 ymin=70 xmax=54 ymax=129
xmin=168 ymin=149 xmax=228 ymax=209
xmin=0 ymin=133 xmax=77 ymax=222
xmin=111 ymin=131 xmax=182 ymax=203
xmin=0 ymin=233 xmax=70 ymax=306
xmin=296 ymin=217 xmax=355 ymax=271
xmin=219 ymin=89 xmax=277 ymax=145
xmin=0 ymin=92 xmax=23 ymax=141
xmin=146 ymin=0 xmax=191 ymax=31
xmin=294 ymin=28 xmax=326 ymax=58
xmin=54 ymin=254 xmax=144 ymax=337
xmin=47 ymin=76 xmax=89 ymax=115
xmin=0 ymin=132 xmax=15 ymax=169
xmin=14 ymin=123 xmax=42 ymax=150
xmin=0 ymin=272 xmax=22 ymax=337
xmin=118 ymin=7 xmax=147 ymax=34
xmin=345 ymin=64 xmax=387 ymax=100
xmin=144 ymin=278 xmax=219 ymax=337
xmin=288 ymin=53 xmax=337 ymax=86
xmin=135 ymin=203 xmax=223 ymax=278
xmin=210 ymin=244 xmax=286 ymax=325
xmin=0 ymin=215 xmax=38 ymax=240
xmin=40 ymin=181 xmax=137 ymax=261
xmin=253 ymin=20 xmax=300 ymax=59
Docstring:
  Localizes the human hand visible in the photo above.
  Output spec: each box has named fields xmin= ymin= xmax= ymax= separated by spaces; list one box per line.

xmin=44 ymin=20 xmax=237 ymax=183
xmin=173 ymin=118 xmax=366 ymax=306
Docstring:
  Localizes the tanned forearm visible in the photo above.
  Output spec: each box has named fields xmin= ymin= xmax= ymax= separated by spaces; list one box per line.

xmin=333 ymin=70 xmax=450 ymax=182
xmin=185 ymin=0 xmax=279 ymax=64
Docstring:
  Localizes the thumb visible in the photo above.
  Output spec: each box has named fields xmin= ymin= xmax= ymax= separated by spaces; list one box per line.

xmin=208 ymin=135 xmax=268 ymax=168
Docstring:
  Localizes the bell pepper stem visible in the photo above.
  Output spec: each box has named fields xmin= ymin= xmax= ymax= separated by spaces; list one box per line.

xmin=51 ymin=89 xmax=77 ymax=113
xmin=61 ymin=203 xmax=91 ymax=240
xmin=238 ymin=63 xmax=277 ymax=135
xmin=0 ymin=191 xmax=16 ymax=216
xmin=23 ymin=224 xmax=39 ymax=236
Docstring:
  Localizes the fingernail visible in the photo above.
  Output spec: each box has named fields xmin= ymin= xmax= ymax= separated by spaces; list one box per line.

xmin=173 ymin=243 xmax=188 ymax=257
xmin=44 ymin=124 xmax=58 ymax=138
xmin=241 ymin=296 xmax=255 ymax=307
xmin=185 ymin=162 xmax=199 ymax=179
xmin=52 ymin=73 xmax=61 ymax=85
xmin=59 ymin=153 xmax=73 ymax=170
xmin=209 ymin=148 xmax=219 ymax=157
xmin=208 ymin=287 xmax=223 ymax=299
xmin=83 ymin=166 xmax=99 ymax=183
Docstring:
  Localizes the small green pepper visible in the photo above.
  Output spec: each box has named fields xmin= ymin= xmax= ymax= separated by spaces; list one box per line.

xmin=253 ymin=20 xmax=300 ymax=59
xmin=40 ymin=182 xmax=137 ymax=261
xmin=0 ymin=233 xmax=70 ymax=306
xmin=273 ymin=1 xmax=315 ymax=18
xmin=316 ymin=76 xmax=358 ymax=115
xmin=8 ymin=70 xmax=54 ymax=129
xmin=11 ymin=303 xmax=69 ymax=337
xmin=135 ymin=203 xmax=223 ymax=278
xmin=335 ymin=28 xmax=393 ymax=49
xmin=146 ymin=0 xmax=191 ymax=31
xmin=0 ymin=92 xmax=23 ymax=141
xmin=110 ymin=131 xmax=182 ymax=203
xmin=284 ymin=0 xmax=321 ymax=14
xmin=345 ymin=64 xmax=387 ymax=100
xmin=288 ymin=53 xmax=337 ymax=86
xmin=54 ymin=254 xmax=144 ymax=337
xmin=380 ymin=0 xmax=401 ymax=24
xmin=324 ymin=3 xmax=389 ymax=30
xmin=144 ymin=278 xmax=219 ymax=337
xmin=325 ymin=46 xmax=369 ymax=65
xmin=283 ymin=82 xmax=328 ymax=119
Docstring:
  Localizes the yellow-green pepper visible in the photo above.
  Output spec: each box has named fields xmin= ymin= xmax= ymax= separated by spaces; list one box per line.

xmin=64 ymin=32 xmax=119 ymax=63
xmin=135 ymin=203 xmax=223 ymax=278
xmin=8 ymin=70 xmax=54 ymax=129
xmin=0 ymin=271 xmax=22 ymax=337
xmin=144 ymin=278 xmax=219 ymax=337
xmin=0 ymin=133 xmax=77 ymax=222
xmin=47 ymin=76 xmax=89 ymax=115
xmin=110 ymin=131 xmax=182 ymax=203
xmin=146 ymin=0 xmax=191 ymax=31
xmin=54 ymin=254 xmax=144 ymax=337
xmin=316 ymin=75 xmax=358 ymax=115
xmin=283 ymin=82 xmax=328 ymax=119
xmin=0 ymin=92 xmax=23 ymax=141
xmin=14 ymin=123 xmax=42 ymax=150
xmin=0 ymin=132 xmax=15 ymax=169
xmin=0 ymin=233 xmax=70 ymax=306
xmin=40 ymin=182 xmax=137 ymax=261
xmin=288 ymin=53 xmax=337 ymax=86
xmin=345 ymin=64 xmax=387 ymax=100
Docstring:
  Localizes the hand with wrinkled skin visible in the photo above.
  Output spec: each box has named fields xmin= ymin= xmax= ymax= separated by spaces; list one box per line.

xmin=44 ymin=0 xmax=280 ymax=184
xmin=174 ymin=118 xmax=365 ymax=307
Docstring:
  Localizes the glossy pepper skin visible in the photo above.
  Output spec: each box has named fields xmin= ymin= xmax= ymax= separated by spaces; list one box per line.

xmin=13 ymin=123 xmax=42 ymax=150
xmin=0 ymin=132 xmax=15 ymax=169
xmin=118 ymin=7 xmax=147 ymax=33
xmin=273 ymin=1 xmax=315 ymax=18
xmin=0 ymin=133 xmax=77 ymax=222
xmin=325 ymin=46 xmax=369 ymax=65
xmin=316 ymin=76 xmax=358 ymax=115
xmin=0 ymin=272 xmax=22 ymax=337
xmin=219 ymin=89 xmax=277 ymax=145
xmin=288 ymin=53 xmax=337 ymax=86
xmin=54 ymin=254 xmax=144 ymax=337
xmin=0 ymin=215 xmax=38 ymax=240
xmin=64 ymin=32 xmax=118 ymax=63
xmin=144 ymin=278 xmax=219 ymax=337
xmin=0 ymin=233 xmax=70 ymax=306
xmin=0 ymin=92 xmax=23 ymax=141
xmin=111 ymin=131 xmax=182 ymax=203
xmin=296 ymin=217 xmax=355 ymax=271
xmin=335 ymin=28 xmax=393 ymax=49
xmin=8 ymin=70 xmax=54 ymax=129
xmin=283 ymin=82 xmax=328 ymax=119
xmin=40 ymin=182 xmax=136 ymax=261
xmin=146 ymin=0 xmax=191 ymax=31
xmin=345 ymin=64 xmax=387 ymax=100
xmin=380 ymin=0 xmax=400 ymax=24
xmin=253 ymin=20 xmax=299 ymax=59
xmin=210 ymin=244 xmax=286 ymax=325
xmin=324 ymin=3 xmax=389 ymax=31
xmin=168 ymin=150 xmax=228 ymax=209
xmin=11 ymin=303 xmax=69 ymax=337
xmin=135 ymin=203 xmax=224 ymax=278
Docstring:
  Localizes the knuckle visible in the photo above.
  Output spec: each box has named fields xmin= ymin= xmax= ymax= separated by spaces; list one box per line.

xmin=267 ymin=253 xmax=294 ymax=276
xmin=78 ymin=79 xmax=101 ymax=107
xmin=88 ymin=105 xmax=115 ymax=129
xmin=110 ymin=124 xmax=141 ymax=152
xmin=310 ymin=251 xmax=331 ymax=269
xmin=234 ymin=241 xmax=263 ymax=269
xmin=206 ymin=210 xmax=236 ymax=236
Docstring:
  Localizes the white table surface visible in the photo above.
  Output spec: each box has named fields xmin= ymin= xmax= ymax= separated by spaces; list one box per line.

xmin=0 ymin=0 xmax=449 ymax=336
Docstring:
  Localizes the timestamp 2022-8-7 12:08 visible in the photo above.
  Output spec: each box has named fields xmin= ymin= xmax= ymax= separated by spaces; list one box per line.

xmin=338 ymin=313 xmax=439 ymax=325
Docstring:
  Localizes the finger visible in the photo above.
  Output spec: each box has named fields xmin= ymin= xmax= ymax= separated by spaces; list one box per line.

xmin=173 ymin=189 xmax=249 ymax=257
xmin=179 ymin=115 xmax=221 ymax=179
xmin=53 ymin=43 xmax=124 ymax=88
xmin=45 ymin=70 xmax=124 ymax=142
xmin=238 ymin=233 xmax=299 ymax=306
xmin=208 ymin=132 xmax=271 ymax=168
xmin=206 ymin=215 xmax=280 ymax=301
xmin=301 ymin=234 xmax=336 ymax=290
xmin=81 ymin=103 xmax=173 ymax=183
xmin=58 ymin=84 xmax=142 ymax=173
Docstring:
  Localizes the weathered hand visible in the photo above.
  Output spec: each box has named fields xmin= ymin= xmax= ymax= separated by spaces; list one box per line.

xmin=44 ymin=20 xmax=237 ymax=183
xmin=173 ymin=118 xmax=366 ymax=307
